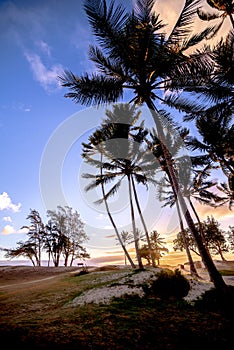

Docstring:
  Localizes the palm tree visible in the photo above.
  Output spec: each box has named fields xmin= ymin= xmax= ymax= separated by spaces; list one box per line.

xmin=60 ymin=0 xmax=227 ymax=291
xmin=197 ymin=0 xmax=234 ymax=30
xmin=116 ymin=230 xmax=133 ymax=265
xmin=186 ymin=107 xmax=234 ymax=209
xmin=82 ymin=120 xmax=136 ymax=268
xmin=83 ymin=103 xmax=160 ymax=268
xmin=83 ymin=133 xmax=157 ymax=269
xmin=149 ymin=230 xmax=169 ymax=266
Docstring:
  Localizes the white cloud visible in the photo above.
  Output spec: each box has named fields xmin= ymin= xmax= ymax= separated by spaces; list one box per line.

xmin=24 ymin=51 xmax=63 ymax=92
xmin=0 ymin=192 xmax=21 ymax=212
xmin=1 ymin=225 xmax=28 ymax=235
xmin=36 ymin=40 xmax=51 ymax=57
xmin=1 ymin=225 xmax=15 ymax=235
xmin=3 ymin=216 xmax=12 ymax=222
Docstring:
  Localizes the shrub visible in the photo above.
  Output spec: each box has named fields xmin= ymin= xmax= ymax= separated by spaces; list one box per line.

xmin=194 ymin=285 xmax=234 ymax=316
xmin=150 ymin=269 xmax=190 ymax=300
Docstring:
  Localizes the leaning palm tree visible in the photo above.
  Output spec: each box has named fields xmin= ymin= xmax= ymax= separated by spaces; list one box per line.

xmin=148 ymin=127 xmax=201 ymax=276
xmin=60 ymin=0 xmax=227 ymax=291
xmin=83 ymin=103 xmax=159 ymax=267
xmin=83 ymin=131 xmax=157 ymax=269
xmin=197 ymin=0 xmax=234 ymax=31
xmin=82 ymin=123 xmax=136 ymax=268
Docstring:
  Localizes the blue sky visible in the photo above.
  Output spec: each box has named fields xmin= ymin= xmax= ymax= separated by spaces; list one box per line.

xmin=0 ymin=0 xmax=233 ymax=265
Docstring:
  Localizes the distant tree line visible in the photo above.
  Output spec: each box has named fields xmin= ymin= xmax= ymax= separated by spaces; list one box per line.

xmin=3 ymin=206 xmax=89 ymax=267
xmin=174 ymin=216 xmax=234 ymax=261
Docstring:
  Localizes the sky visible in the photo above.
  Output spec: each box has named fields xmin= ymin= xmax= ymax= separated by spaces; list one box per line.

xmin=0 ymin=0 xmax=233 ymax=266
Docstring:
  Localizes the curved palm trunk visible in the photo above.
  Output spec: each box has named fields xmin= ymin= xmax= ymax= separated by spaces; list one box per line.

xmin=131 ymin=174 xmax=156 ymax=267
xmin=188 ymin=197 xmax=211 ymax=256
xmin=175 ymin=198 xmax=200 ymax=278
xmin=229 ymin=13 xmax=234 ymax=28
xmin=165 ymin=169 xmax=199 ymax=277
xmin=146 ymin=100 xmax=227 ymax=293
xmin=128 ymin=175 xmax=144 ymax=269
xmin=100 ymin=155 xmax=136 ymax=268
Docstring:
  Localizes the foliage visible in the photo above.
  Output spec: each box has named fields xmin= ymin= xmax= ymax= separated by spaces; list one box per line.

xmin=197 ymin=0 xmax=234 ymax=32
xmin=194 ymin=285 xmax=234 ymax=316
xmin=173 ymin=215 xmax=230 ymax=260
xmin=4 ymin=206 xmax=89 ymax=267
xmin=149 ymin=269 xmax=190 ymax=300
xmin=227 ymin=225 xmax=234 ymax=252
xmin=46 ymin=205 xmax=89 ymax=267
xmin=139 ymin=230 xmax=169 ymax=265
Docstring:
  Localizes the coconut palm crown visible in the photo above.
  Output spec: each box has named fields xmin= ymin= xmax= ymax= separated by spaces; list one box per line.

xmin=60 ymin=0 xmax=217 ymax=110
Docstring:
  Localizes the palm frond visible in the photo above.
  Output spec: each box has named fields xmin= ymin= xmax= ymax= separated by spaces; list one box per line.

xmin=83 ymin=0 xmax=127 ymax=50
xmin=207 ymin=0 xmax=229 ymax=11
xmin=167 ymin=0 xmax=202 ymax=45
xmin=94 ymin=176 xmax=124 ymax=204
xmin=59 ymin=71 xmax=123 ymax=106
xmin=88 ymin=45 xmax=127 ymax=80
xmin=163 ymin=93 xmax=205 ymax=116
xmin=197 ymin=8 xmax=220 ymax=21
xmin=186 ymin=136 xmax=209 ymax=152
xmin=213 ymin=29 xmax=234 ymax=85
xmin=181 ymin=24 xmax=223 ymax=49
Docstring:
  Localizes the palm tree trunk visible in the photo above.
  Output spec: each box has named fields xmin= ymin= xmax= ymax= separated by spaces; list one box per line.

xmin=175 ymin=198 xmax=200 ymax=278
xmin=131 ymin=175 xmax=156 ymax=267
xmin=128 ymin=175 xmax=144 ymax=269
xmin=100 ymin=155 xmax=136 ymax=268
xmin=229 ymin=13 xmax=234 ymax=28
xmin=165 ymin=168 xmax=199 ymax=277
xmin=146 ymin=100 xmax=227 ymax=293
xmin=188 ymin=197 xmax=211 ymax=256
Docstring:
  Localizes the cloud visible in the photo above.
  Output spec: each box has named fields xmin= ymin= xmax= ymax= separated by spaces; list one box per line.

xmin=1 ymin=225 xmax=15 ymax=235
xmin=24 ymin=51 xmax=63 ymax=92
xmin=105 ymin=234 xmax=116 ymax=239
xmin=36 ymin=40 xmax=51 ymax=57
xmin=3 ymin=216 xmax=12 ymax=222
xmin=88 ymin=254 xmax=126 ymax=265
xmin=0 ymin=192 xmax=21 ymax=212
xmin=1 ymin=225 xmax=28 ymax=235
xmin=1 ymin=102 xmax=31 ymax=112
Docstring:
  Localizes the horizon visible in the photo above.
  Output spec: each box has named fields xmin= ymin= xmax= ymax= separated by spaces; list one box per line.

xmin=0 ymin=0 xmax=233 ymax=266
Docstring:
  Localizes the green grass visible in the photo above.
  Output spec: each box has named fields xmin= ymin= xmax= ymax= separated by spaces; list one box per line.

xmin=219 ymin=269 xmax=234 ymax=276
xmin=1 ymin=295 xmax=233 ymax=349
xmin=1 ymin=268 xmax=234 ymax=349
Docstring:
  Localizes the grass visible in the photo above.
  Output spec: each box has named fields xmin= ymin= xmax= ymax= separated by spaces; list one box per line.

xmin=0 ymin=268 xmax=234 ymax=349
xmin=219 ymin=269 xmax=234 ymax=276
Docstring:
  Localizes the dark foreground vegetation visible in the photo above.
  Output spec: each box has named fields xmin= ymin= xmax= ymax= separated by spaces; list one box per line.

xmin=0 ymin=267 xmax=234 ymax=350
xmin=1 ymin=294 xmax=234 ymax=350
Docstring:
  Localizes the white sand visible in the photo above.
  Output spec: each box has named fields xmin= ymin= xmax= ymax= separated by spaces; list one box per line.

xmin=68 ymin=262 xmax=234 ymax=307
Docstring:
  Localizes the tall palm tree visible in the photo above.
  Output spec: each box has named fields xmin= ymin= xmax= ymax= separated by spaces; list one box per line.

xmin=83 ymin=131 xmax=157 ymax=269
xmin=60 ymin=0 xmax=227 ymax=291
xmin=84 ymin=103 xmax=160 ymax=268
xmin=82 ymin=123 xmax=136 ymax=268
xmin=197 ymin=0 xmax=234 ymax=30
xmin=149 ymin=128 xmax=200 ymax=276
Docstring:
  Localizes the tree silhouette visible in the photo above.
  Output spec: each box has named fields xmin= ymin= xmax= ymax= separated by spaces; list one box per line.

xmin=60 ymin=0 xmax=228 ymax=292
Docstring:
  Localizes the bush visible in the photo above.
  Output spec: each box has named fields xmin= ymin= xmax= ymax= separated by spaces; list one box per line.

xmin=150 ymin=269 xmax=190 ymax=300
xmin=194 ymin=285 xmax=234 ymax=316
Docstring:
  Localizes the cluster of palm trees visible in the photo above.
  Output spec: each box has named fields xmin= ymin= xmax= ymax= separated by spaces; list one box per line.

xmin=59 ymin=0 xmax=234 ymax=296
